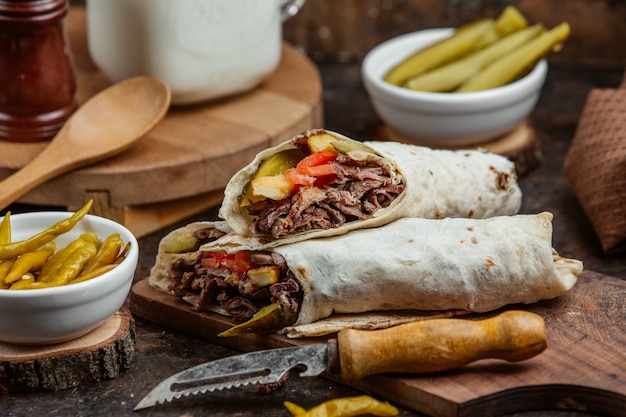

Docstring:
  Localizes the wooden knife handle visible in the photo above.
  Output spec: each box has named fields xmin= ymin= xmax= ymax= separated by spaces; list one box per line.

xmin=336 ymin=310 xmax=547 ymax=380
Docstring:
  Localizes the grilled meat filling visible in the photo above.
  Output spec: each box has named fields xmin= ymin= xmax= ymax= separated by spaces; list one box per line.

xmin=246 ymin=152 xmax=405 ymax=239
xmin=167 ymin=241 xmax=302 ymax=324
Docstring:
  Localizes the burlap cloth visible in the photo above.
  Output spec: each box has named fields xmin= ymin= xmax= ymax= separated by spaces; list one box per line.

xmin=563 ymin=70 xmax=626 ymax=254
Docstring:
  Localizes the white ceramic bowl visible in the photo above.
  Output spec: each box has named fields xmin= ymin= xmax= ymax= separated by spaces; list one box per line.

xmin=362 ymin=28 xmax=547 ymax=146
xmin=0 ymin=212 xmax=138 ymax=345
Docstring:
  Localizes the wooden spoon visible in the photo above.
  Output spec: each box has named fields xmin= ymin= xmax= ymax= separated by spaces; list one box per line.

xmin=0 ymin=76 xmax=171 ymax=211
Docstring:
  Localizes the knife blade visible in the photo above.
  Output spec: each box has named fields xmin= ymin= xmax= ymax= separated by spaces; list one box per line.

xmin=134 ymin=310 xmax=546 ymax=410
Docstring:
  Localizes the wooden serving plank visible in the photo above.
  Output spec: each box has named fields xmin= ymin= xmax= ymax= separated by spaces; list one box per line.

xmin=129 ymin=271 xmax=626 ymax=417
xmin=378 ymin=120 xmax=542 ymax=177
xmin=0 ymin=307 xmax=135 ymax=393
xmin=0 ymin=7 xmax=323 ymax=238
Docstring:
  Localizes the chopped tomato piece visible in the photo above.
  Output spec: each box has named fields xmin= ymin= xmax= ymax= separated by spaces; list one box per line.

xmin=232 ymin=251 xmax=255 ymax=274
xmin=301 ymin=162 xmax=337 ymax=177
xmin=284 ymin=168 xmax=316 ymax=186
xmin=202 ymin=251 xmax=258 ymax=274
xmin=201 ymin=256 xmax=219 ymax=269
xmin=255 ymin=150 xmax=339 ymax=198
xmin=296 ymin=150 xmax=338 ymax=170
xmin=315 ymin=174 xmax=337 ymax=188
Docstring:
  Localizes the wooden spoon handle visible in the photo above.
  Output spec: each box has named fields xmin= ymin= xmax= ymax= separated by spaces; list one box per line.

xmin=0 ymin=146 xmax=70 ymax=210
xmin=336 ymin=310 xmax=547 ymax=380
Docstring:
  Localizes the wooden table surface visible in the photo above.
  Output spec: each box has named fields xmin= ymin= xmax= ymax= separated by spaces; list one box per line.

xmin=3 ymin=59 xmax=625 ymax=417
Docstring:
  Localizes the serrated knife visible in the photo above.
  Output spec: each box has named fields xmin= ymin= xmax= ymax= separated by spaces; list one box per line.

xmin=134 ymin=310 xmax=546 ymax=410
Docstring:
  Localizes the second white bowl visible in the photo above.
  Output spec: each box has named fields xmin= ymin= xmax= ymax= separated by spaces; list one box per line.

xmin=362 ymin=28 xmax=547 ymax=146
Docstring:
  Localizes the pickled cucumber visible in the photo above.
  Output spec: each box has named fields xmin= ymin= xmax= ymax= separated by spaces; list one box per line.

xmin=494 ymin=5 xmax=529 ymax=36
xmin=472 ymin=5 xmax=529 ymax=50
xmin=457 ymin=22 xmax=570 ymax=92
xmin=383 ymin=6 xmax=530 ymax=87
xmin=405 ymin=24 xmax=544 ymax=92
xmin=255 ymin=149 xmax=306 ymax=178
xmin=218 ymin=302 xmax=297 ymax=336
xmin=383 ymin=19 xmax=496 ymax=86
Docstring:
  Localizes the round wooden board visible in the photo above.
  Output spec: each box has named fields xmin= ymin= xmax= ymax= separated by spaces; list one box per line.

xmin=378 ymin=120 xmax=542 ymax=177
xmin=0 ymin=307 xmax=135 ymax=393
xmin=0 ymin=7 xmax=323 ymax=209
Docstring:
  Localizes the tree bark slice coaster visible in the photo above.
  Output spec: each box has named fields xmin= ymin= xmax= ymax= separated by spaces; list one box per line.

xmin=0 ymin=307 xmax=135 ymax=393
xmin=378 ymin=120 xmax=542 ymax=177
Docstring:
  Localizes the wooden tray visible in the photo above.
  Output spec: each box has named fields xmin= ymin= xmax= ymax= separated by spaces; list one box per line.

xmin=0 ymin=7 xmax=323 ymax=238
xmin=129 ymin=270 xmax=626 ymax=417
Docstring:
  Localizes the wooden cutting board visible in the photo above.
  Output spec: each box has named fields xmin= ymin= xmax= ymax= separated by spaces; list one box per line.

xmin=0 ymin=7 xmax=323 ymax=238
xmin=129 ymin=270 xmax=626 ymax=417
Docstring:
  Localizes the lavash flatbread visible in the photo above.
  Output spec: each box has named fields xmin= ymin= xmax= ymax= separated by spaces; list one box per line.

xmin=218 ymin=129 xmax=522 ymax=246
xmin=149 ymin=213 xmax=582 ymax=338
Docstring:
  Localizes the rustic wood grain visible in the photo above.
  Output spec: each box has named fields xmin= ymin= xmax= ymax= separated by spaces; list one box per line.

xmin=0 ymin=307 xmax=135 ymax=393
xmin=0 ymin=7 xmax=323 ymax=237
xmin=129 ymin=271 xmax=626 ymax=417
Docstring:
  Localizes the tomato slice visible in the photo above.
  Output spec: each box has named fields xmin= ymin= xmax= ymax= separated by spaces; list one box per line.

xmin=296 ymin=150 xmax=337 ymax=170
xmin=202 ymin=251 xmax=257 ymax=274
xmin=232 ymin=251 xmax=255 ymax=274
xmin=315 ymin=174 xmax=337 ymax=188
xmin=284 ymin=168 xmax=316 ymax=186
xmin=301 ymin=163 xmax=337 ymax=177
xmin=201 ymin=256 xmax=219 ymax=269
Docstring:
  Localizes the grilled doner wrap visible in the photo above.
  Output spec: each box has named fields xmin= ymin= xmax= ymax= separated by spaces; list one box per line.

xmin=149 ymin=213 xmax=583 ymax=338
xmin=218 ymin=129 xmax=522 ymax=245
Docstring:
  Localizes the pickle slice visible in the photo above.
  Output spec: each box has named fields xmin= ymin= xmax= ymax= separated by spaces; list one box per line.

xmin=161 ymin=234 xmax=199 ymax=254
xmin=218 ymin=302 xmax=297 ymax=337
xmin=256 ymin=149 xmax=306 ymax=178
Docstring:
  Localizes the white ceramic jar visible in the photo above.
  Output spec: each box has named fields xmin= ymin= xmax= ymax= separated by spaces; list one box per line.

xmin=86 ymin=0 xmax=305 ymax=105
